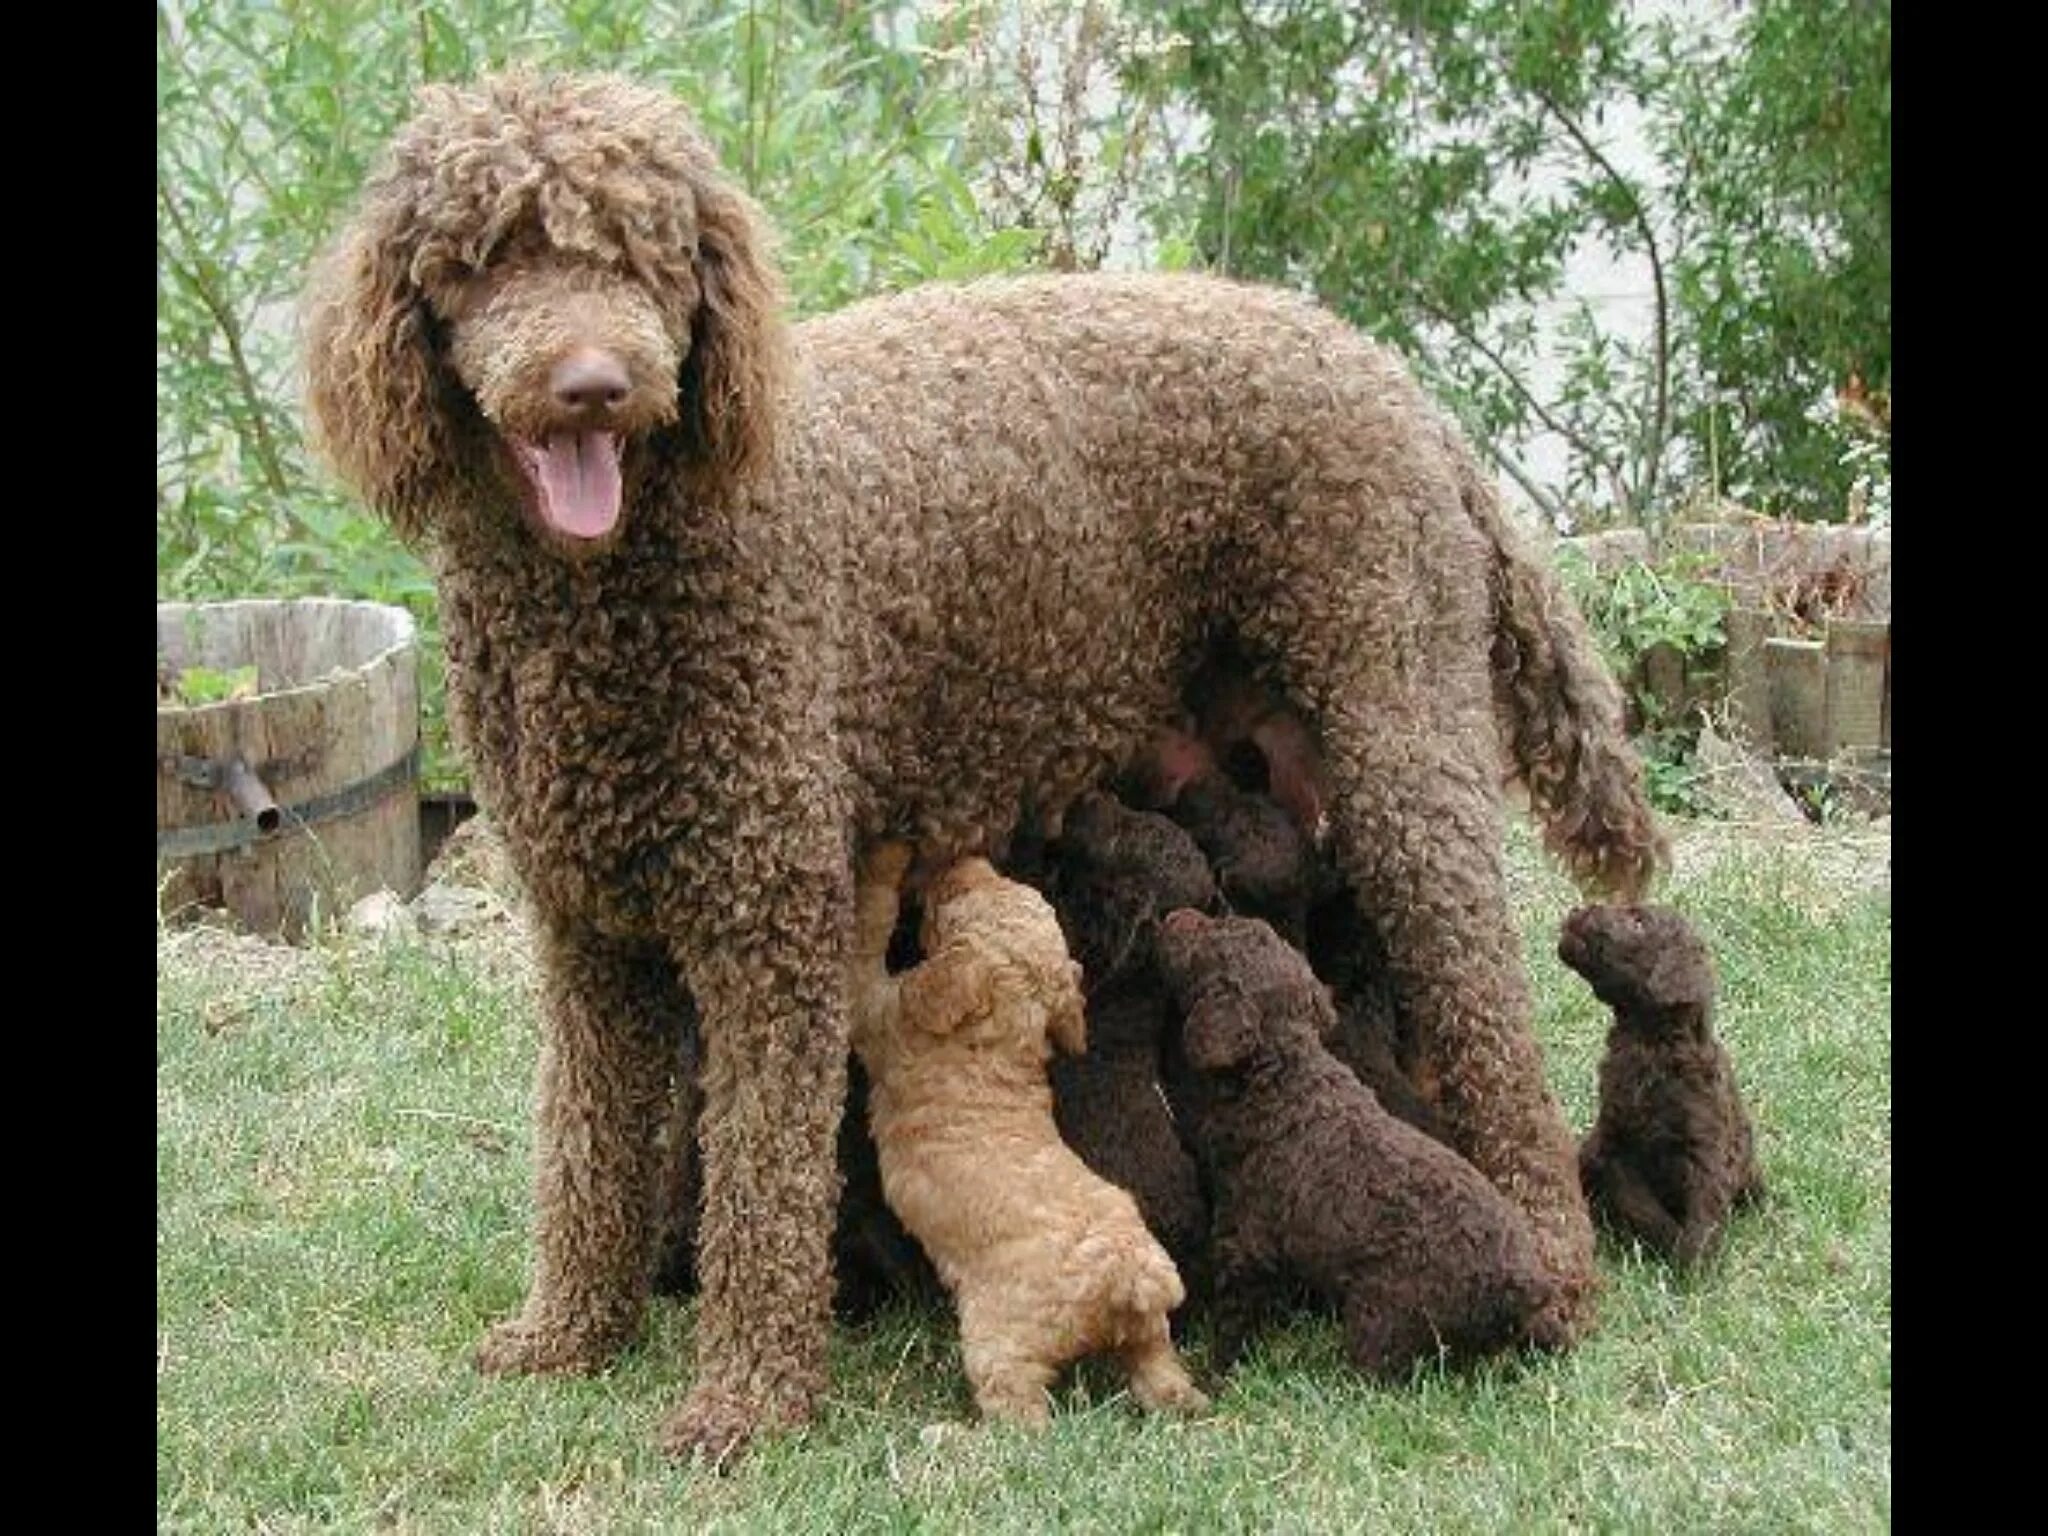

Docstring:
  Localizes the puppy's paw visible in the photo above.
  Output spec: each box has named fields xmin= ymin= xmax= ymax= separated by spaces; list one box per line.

xmin=1137 ymin=1375 xmax=1211 ymax=1415
xmin=1128 ymin=1353 xmax=1212 ymax=1415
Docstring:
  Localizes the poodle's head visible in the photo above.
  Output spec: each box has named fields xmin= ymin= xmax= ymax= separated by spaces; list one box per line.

xmin=908 ymin=858 xmax=1088 ymax=1058
xmin=302 ymin=69 xmax=787 ymax=547
xmin=1156 ymin=909 xmax=1335 ymax=1079
xmin=1557 ymin=903 xmax=1715 ymax=1029
xmin=1046 ymin=792 xmax=1219 ymax=988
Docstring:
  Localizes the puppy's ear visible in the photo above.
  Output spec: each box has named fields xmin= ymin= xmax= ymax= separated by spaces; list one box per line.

xmin=899 ymin=939 xmax=992 ymax=1036
xmin=301 ymin=183 xmax=466 ymax=543
xmin=678 ymin=172 xmax=789 ymax=498
xmin=1046 ymin=962 xmax=1089 ymax=1056
xmin=1180 ymin=997 xmax=1259 ymax=1073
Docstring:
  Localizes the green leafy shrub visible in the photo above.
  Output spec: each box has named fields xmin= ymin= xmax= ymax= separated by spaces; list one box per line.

xmin=1557 ymin=543 xmax=1732 ymax=815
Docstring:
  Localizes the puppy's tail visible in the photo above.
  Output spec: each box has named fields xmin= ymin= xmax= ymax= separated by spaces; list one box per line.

xmin=1451 ymin=437 xmax=1669 ymax=899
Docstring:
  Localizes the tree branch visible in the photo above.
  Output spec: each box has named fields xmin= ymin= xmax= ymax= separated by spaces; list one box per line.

xmin=155 ymin=176 xmax=293 ymax=504
xmin=1413 ymin=293 xmax=1617 ymax=478
xmin=1407 ymin=333 xmax=1571 ymax=529
xmin=1531 ymin=84 xmax=1671 ymax=512
xmin=1487 ymin=441 xmax=1572 ymax=530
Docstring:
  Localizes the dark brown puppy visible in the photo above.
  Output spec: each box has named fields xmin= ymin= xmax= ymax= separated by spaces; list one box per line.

xmin=1157 ymin=909 xmax=1566 ymax=1379
xmin=1165 ymin=768 xmax=1324 ymax=950
xmin=1560 ymin=904 xmax=1765 ymax=1268
xmin=1037 ymin=792 xmax=1216 ymax=1293
xmin=1156 ymin=754 xmax=1446 ymax=1145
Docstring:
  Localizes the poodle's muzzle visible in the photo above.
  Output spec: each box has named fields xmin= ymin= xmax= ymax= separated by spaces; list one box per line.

xmin=445 ymin=263 xmax=687 ymax=540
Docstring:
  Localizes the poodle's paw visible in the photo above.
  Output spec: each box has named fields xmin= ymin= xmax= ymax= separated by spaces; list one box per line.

xmin=658 ymin=1384 xmax=808 ymax=1469
xmin=1122 ymin=1336 xmax=1211 ymax=1414
xmin=473 ymin=1315 xmax=627 ymax=1377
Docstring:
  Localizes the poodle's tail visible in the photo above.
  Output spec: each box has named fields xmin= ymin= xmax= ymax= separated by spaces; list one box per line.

xmin=1451 ymin=438 xmax=1669 ymax=900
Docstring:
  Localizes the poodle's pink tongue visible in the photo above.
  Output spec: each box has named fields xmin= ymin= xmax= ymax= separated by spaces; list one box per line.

xmin=527 ymin=432 xmax=621 ymax=539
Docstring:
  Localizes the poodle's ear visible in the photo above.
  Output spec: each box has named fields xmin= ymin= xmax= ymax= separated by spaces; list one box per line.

xmin=1046 ymin=963 xmax=1089 ymax=1056
xmin=301 ymin=189 xmax=464 ymax=543
xmin=677 ymin=173 xmax=790 ymax=499
xmin=1180 ymin=997 xmax=1260 ymax=1074
xmin=898 ymin=938 xmax=993 ymax=1037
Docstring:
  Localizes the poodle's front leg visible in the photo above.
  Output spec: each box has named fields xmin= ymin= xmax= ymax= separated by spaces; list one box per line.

xmin=662 ymin=873 xmax=852 ymax=1464
xmin=476 ymin=920 xmax=682 ymax=1375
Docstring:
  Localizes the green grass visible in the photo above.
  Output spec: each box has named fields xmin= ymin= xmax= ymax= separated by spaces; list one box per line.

xmin=157 ymin=822 xmax=1890 ymax=1533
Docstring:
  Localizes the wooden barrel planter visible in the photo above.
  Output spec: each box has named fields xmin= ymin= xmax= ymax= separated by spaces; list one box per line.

xmin=157 ymin=599 xmax=422 ymax=940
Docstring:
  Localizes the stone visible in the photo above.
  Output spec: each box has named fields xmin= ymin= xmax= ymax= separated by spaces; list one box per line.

xmin=1692 ymin=722 xmax=1806 ymax=823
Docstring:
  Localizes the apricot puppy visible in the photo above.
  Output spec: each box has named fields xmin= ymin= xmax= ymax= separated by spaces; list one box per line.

xmin=849 ymin=845 xmax=1207 ymax=1427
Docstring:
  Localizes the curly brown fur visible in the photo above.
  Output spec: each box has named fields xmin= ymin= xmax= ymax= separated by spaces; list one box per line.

xmin=652 ymin=1043 xmax=941 ymax=1321
xmin=1455 ymin=446 xmax=1669 ymax=901
xmin=1302 ymin=886 xmax=1449 ymax=1145
xmin=303 ymin=68 xmax=1658 ymax=1456
xmin=652 ymin=883 xmax=939 ymax=1318
xmin=1157 ymin=910 xmax=1567 ymax=1378
xmin=1559 ymin=904 xmax=1764 ymax=1269
xmin=849 ymin=849 xmax=1205 ymax=1426
xmin=1037 ymin=792 xmax=1216 ymax=1291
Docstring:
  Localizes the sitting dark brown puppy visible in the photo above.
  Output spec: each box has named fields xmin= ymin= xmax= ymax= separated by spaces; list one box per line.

xmin=1037 ymin=791 xmax=1217 ymax=1290
xmin=1559 ymin=903 xmax=1765 ymax=1268
xmin=1157 ymin=909 xmax=1566 ymax=1379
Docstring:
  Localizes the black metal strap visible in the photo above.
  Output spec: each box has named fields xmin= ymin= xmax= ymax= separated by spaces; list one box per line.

xmin=156 ymin=747 xmax=420 ymax=859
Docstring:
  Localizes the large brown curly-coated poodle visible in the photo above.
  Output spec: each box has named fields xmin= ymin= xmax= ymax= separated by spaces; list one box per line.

xmin=301 ymin=68 xmax=1665 ymax=1460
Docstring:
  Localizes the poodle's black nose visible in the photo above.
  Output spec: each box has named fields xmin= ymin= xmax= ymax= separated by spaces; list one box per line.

xmin=549 ymin=349 xmax=632 ymax=414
